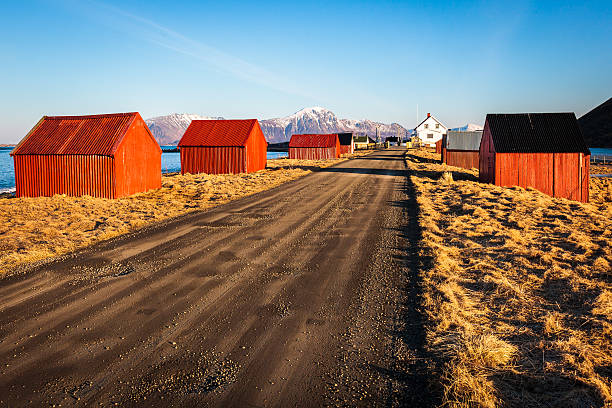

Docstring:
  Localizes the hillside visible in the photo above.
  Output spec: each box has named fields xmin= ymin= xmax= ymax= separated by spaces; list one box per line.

xmin=579 ymin=97 xmax=612 ymax=147
xmin=449 ymin=123 xmax=483 ymax=132
xmin=146 ymin=107 xmax=408 ymax=145
xmin=147 ymin=113 xmax=223 ymax=145
xmin=260 ymin=107 xmax=408 ymax=143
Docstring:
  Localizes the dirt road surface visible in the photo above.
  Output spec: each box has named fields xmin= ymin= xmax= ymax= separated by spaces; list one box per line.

xmin=0 ymin=149 xmax=434 ymax=407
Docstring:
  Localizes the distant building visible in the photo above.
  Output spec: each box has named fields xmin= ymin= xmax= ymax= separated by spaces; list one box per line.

xmin=289 ymin=134 xmax=340 ymax=159
xmin=415 ymin=113 xmax=447 ymax=147
xmin=353 ymin=134 xmax=375 ymax=150
xmin=443 ymin=130 xmax=483 ymax=169
xmin=179 ymin=119 xmax=267 ymax=174
xmin=385 ymin=136 xmax=399 ymax=146
xmin=11 ymin=112 xmax=161 ymax=199
xmin=480 ymin=113 xmax=590 ymax=202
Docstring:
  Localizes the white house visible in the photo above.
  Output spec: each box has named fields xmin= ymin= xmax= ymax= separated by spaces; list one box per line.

xmin=414 ymin=113 xmax=447 ymax=147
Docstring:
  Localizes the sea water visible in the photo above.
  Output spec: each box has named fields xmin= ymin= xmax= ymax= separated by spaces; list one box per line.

xmin=591 ymin=148 xmax=612 ymax=162
xmin=0 ymin=147 xmax=289 ymax=193
xmin=0 ymin=147 xmax=15 ymax=193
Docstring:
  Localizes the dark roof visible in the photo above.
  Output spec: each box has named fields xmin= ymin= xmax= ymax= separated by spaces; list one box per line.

xmin=179 ymin=119 xmax=264 ymax=147
xmin=385 ymin=136 xmax=399 ymax=142
xmin=289 ymin=134 xmax=338 ymax=148
xmin=11 ymin=112 xmax=150 ymax=156
xmin=337 ymin=133 xmax=353 ymax=146
xmin=353 ymin=135 xmax=376 ymax=143
xmin=486 ymin=113 xmax=590 ymax=154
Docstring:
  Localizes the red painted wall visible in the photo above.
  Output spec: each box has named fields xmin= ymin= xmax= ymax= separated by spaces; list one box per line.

xmin=582 ymin=155 xmax=590 ymax=203
xmin=289 ymin=147 xmax=339 ymax=160
xmin=244 ymin=123 xmax=268 ymax=172
xmin=339 ymin=145 xmax=353 ymax=155
xmin=181 ymin=146 xmax=246 ymax=174
xmin=445 ymin=150 xmax=479 ymax=170
xmin=14 ymin=155 xmax=115 ymax=198
xmin=114 ymin=116 xmax=162 ymax=198
xmin=478 ymin=123 xmax=496 ymax=183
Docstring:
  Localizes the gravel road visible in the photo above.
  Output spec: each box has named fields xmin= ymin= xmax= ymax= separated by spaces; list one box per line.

xmin=0 ymin=148 xmax=434 ymax=407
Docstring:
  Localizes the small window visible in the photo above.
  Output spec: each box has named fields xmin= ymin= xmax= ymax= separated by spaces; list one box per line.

xmin=424 ymin=124 xmax=428 ymax=129
xmin=435 ymin=123 xmax=440 ymax=129
xmin=427 ymin=134 xmax=434 ymax=139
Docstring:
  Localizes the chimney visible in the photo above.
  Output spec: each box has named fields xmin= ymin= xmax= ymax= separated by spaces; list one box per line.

xmin=427 ymin=113 xmax=431 ymax=118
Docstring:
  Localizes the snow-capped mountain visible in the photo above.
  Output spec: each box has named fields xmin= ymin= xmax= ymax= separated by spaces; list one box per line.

xmin=147 ymin=113 xmax=224 ymax=145
xmin=260 ymin=107 xmax=408 ymax=143
xmin=450 ymin=123 xmax=484 ymax=132
xmin=145 ymin=108 xmax=409 ymax=145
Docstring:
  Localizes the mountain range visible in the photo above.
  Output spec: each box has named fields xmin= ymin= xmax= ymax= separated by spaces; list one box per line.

xmin=146 ymin=107 xmax=409 ymax=145
xmin=449 ymin=123 xmax=484 ymax=132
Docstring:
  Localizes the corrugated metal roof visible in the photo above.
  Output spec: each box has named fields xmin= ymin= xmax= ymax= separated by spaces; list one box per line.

xmin=486 ymin=113 xmax=590 ymax=154
xmin=289 ymin=134 xmax=339 ymax=148
xmin=12 ymin=113 xmax=138 ymax=156
xmin=446 ymin=130 xmax=483 ymax=151
xmin=337 ymin=133 xmax=353 ymax=146
xmin=178 ymin=119 xmax=258 ymax=147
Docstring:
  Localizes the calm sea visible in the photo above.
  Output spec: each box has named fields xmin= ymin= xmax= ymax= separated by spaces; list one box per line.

xmin=0 ymin=146 xmax=288 ymax=193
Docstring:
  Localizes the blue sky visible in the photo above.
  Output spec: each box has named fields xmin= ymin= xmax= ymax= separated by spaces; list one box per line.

xmin=0 ymin=0 xmax=610 ymax=143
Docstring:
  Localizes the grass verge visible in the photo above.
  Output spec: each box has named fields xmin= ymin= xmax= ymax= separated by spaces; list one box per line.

xmin=407 ymin=148 xmax=611 ymax=407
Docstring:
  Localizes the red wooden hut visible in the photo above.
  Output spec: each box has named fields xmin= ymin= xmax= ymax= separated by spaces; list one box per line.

xmin=435 ymin=139 xmax=443 ymax=154
xmin=479 ymin=113 xmax=590 ymax=202
xmin=443 ymin=130 xmax=482 ymax=169
xmin=289 ymin=134 xmax=340 ymax=160
xmin=11 ymin=112 xmax=161 ymax=199
xmin=338 ymin=133 xmax=354 ymax=155
xmin=178 ymin=119 xmax=267 ymax=174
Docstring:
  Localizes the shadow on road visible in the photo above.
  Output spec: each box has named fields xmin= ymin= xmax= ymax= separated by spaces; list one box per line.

xmin=364 ymin=158 xmax=441 ymax=407
xmin=266 ymin=164 xmax=327 ymax=172
xmin=405 ymin=153 xmax=440 ymax=165
xmin=318 ymin=167 xmax=407 ymax=177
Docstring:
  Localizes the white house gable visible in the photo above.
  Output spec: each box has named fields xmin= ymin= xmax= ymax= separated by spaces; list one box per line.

xmin=415 ymin=113 xmax=447 ymax=147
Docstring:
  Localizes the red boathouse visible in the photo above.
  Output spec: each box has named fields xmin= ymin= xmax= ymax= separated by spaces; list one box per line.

xmin=443 ymin=130 xmax=482 ymax=169
xmin=338 ymin=133 xmax=354 ymax=155
xmin=479 ymin=113 xmax=590 ymax=202
xmin=289 ymin=134 xmax=340 ymax=160
xmin=178 ymin=119 xmax=267 ymax=174
xmin=435 ymin=139 xmax=443 ymax=155
xmin=11 ymin=112 xmax=161 ymax=199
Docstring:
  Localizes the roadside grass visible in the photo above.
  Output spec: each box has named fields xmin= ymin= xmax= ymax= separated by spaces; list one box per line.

xmin=406 ymin=148 xmax=612 ymax=407
xmin=591 ymin=164 xmax=612 ymax=175
xmin=0 ymin=155 xmax=362 ymax=276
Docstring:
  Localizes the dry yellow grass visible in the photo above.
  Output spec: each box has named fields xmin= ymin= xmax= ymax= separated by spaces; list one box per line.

xmin=0 ymin=156 xmax=362 ymax=276
xmin=591 ymin=164 xmax=612 ymax=175
xmin=407 ymin=149 xmax=612 ymax=407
